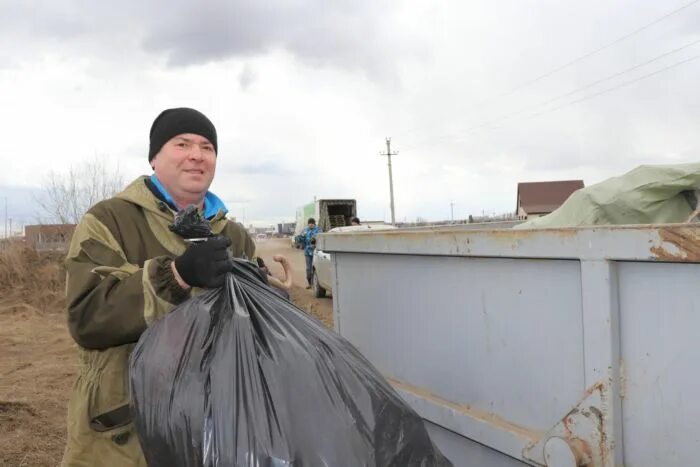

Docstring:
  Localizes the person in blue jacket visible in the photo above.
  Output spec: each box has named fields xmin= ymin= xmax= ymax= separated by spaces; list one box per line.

xmin=301 ymin=218 xmax=321 ymax=289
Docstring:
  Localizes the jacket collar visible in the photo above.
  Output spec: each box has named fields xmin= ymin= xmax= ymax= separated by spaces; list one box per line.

xmin=114 ymin=176 xmax=228 ymax=225
xmin=148 ymin=175 xmax=228 ymax=220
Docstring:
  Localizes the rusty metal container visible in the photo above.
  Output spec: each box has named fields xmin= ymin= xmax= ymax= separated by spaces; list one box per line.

xmin=317 ymin=224 xmax=700 ymax=467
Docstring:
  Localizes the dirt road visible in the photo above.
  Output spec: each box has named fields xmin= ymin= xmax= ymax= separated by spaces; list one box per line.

xmin=0 ymin=239 xmax=333 ymax=466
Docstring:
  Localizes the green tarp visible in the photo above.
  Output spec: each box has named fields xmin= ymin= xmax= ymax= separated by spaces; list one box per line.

xmin=515 ymin=163 xmax=700 ymax=229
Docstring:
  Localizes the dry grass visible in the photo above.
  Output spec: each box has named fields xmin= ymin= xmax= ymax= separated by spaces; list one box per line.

xmin=0 ymin=311 xmax=75 ymax=467
xmin=0 ymin=243 xmax=65 ymax=315
xmin=0 ymin=245 xmax=73 ymax=467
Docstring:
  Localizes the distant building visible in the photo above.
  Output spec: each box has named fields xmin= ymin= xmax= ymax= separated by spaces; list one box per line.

xmin=516 ymin=180 xmax=584 ymax=219
xmin=277 ymin=222 xmax=295 ymax=235
xmin=24 ymin=224 xmax=76 ymax=252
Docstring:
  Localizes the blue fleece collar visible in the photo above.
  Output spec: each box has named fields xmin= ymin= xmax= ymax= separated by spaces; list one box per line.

xmin=149 ymin=175 xmax=228 ymax=219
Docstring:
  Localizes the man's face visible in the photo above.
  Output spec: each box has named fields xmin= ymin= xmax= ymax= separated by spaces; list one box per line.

xmin=152 ymin=133 xmax=216 ymax=199
xmin=308 ymin=223 xmax=315 ymax=229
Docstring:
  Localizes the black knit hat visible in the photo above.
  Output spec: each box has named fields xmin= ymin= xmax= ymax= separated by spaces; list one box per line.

xmin=148 ymin=107 xmax=218 ymax=162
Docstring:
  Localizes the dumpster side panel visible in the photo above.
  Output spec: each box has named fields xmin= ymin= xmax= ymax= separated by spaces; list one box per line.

xmin=424 ymin=422 xmax=528 ymax=467
xmin=333 ymin=252 xmax=585 ymax=433
xmin=619 ymin=262 xmax=700 ymax=467
xmin=325 ymin=225 xmax=700 ymax=466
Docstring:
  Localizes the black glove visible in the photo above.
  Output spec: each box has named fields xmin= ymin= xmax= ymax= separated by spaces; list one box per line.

xmin=174 ymin=236 xmax=232 ymax=288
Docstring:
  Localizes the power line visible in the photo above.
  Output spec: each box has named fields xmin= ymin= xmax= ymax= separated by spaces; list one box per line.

xmin=535 ymin=38 xmax=700 ymax=108
xmin=495 ymin=53 xmax=700 ymax=128
xmin=491 ymin=0 xmax=700 ymax=99
xmin=404 ymin=39 xmax=700 ymax=149
xmin=398 ymin=0 xmax=700 ymax=153
xmin=474 ymin=37 xmax=700 ymax=131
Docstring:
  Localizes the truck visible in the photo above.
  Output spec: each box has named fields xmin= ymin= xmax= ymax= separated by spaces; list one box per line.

xmin=317 ymin=223 xmax=700 ymax=467
xmin=291 ymin=199 xmax=357 ymax=248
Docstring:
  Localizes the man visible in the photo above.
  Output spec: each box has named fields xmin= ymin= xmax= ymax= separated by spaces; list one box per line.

xmin=301 ymin=217 xmax=320 ymax=289
xmin=61 ymin=108 xmax=256 ymax=466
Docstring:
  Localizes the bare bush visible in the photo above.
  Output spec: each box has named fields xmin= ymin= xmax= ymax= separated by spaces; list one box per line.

xmin=35 ymin=157 xmax=124 ymax=224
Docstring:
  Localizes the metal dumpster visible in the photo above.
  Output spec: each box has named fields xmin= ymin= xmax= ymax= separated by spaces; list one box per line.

xmin=317 ymin=224 xmax=700 ymax=467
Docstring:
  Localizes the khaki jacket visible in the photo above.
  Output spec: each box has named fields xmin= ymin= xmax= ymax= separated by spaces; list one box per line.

xmin=61 ymin=176 xmax=255 ymax=466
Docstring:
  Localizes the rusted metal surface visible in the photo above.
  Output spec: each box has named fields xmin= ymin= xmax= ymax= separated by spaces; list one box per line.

xmin=391 ymin=380 xmax=542 ymax=465
xmin=318 ymin=223 xmax=700 ymax=264
xmin=543 ymin=437 xmax=591 ymax=467
xmin=524 ymin=383 xmax=611 ymax=467
xmin=579 ymin=261 xmax=622 ymax=467
xmin=648 ymin=226 xmax=700 ymax=261
xmin=390 ymin=378 xmax=542 ymax=442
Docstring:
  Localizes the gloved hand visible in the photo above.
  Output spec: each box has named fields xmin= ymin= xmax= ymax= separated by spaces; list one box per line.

xmin=174 ymin=236 xmax=232 ymax=288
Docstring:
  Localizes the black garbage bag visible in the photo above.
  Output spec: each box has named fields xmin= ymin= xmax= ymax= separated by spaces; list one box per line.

xmin=129 ymin=206 xmax=452 ymax=466
xmin=130 ymin=259 xmax=453 ymax=466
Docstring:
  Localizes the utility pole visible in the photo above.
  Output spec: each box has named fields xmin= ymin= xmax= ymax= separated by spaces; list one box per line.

xmin=380 ymin=137 xmax=398 ymax=224
xmin=3 ymin=197 xmax=6 ymax=239
xmin=450 ymin=202 xmax=455 ymax=223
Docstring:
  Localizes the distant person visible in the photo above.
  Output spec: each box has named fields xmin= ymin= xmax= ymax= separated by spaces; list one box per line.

xmin=301 ymin=218 xmax=321 ymax=289
xmin=351 ymin=217 xmax=360 ymax=226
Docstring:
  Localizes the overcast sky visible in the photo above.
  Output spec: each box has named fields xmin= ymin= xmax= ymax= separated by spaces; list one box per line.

xmin=1 ymin=0 xmax=699 ymax=229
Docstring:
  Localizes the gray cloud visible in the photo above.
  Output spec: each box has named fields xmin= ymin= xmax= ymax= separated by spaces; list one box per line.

xmin=1 ymin=0 xmax=411 ymax=80
xmin=0 ymin=2 xmax=86 ymax=39
xmin=138 ymin=1 xmax=407 ymax=79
